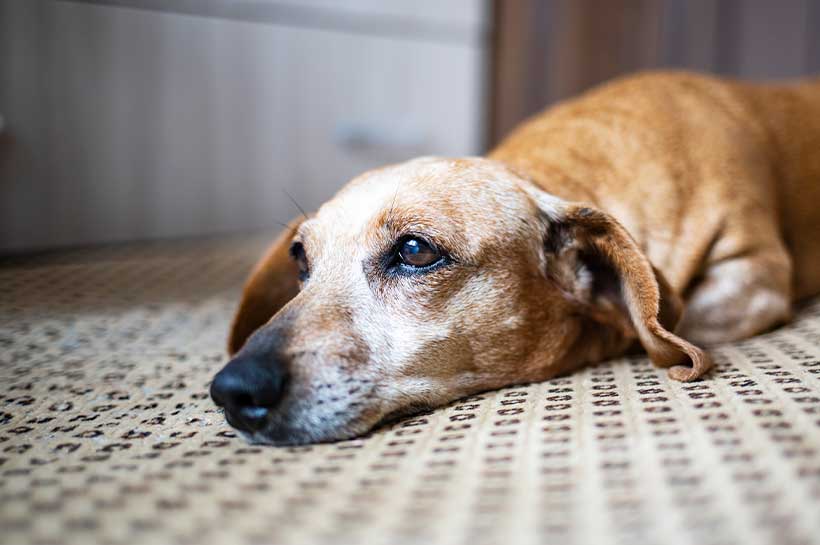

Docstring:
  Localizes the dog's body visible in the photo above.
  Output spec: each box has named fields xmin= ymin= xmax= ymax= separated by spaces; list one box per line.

xmin=211 ymin=71 xmax=820 ymax=445
xmin=491 ymin=71 xmax=820 ymax=345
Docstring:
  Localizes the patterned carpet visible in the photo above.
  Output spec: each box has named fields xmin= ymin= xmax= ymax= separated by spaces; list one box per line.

xmin=1 ymin=235 xmax=819 ymax=545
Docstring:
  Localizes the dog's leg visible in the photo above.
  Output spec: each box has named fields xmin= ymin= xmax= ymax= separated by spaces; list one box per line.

xmin=677 ymin=242 xmax=793 ymax=346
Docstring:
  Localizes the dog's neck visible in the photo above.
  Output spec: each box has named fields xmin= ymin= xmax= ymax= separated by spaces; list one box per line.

xmin=517 ymin=312 xmax=637 ymax=382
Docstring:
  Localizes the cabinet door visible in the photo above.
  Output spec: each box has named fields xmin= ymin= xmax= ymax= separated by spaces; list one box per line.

xmin=0 ymin=0 xmax=487 ymax=250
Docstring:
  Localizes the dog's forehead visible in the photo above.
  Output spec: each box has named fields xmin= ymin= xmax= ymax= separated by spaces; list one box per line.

xmin=306 ymin=157 xmax=532 ymax=239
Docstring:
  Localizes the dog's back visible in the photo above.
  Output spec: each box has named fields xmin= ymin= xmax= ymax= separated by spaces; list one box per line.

xmin=491 ymin=71 xmax=820 ymax=302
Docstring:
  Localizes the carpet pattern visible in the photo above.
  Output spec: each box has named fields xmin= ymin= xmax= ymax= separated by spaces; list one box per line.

xmin=1 ymin=235 xmax=819 ymax=545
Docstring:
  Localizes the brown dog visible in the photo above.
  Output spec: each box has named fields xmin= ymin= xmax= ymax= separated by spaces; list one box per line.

xmin=210 ymin=71 xmax=820 ymax=445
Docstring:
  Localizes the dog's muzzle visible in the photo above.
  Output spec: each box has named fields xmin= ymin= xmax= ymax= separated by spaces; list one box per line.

xmin=209 ymin=353 xmax=287 ymax=433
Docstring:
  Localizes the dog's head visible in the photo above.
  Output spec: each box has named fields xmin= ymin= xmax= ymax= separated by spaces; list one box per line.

xmin=210 ymin=157 xmax=710 ymax=445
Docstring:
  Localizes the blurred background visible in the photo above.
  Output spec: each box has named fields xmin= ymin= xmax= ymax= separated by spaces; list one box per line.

xmin=1 ymin=0 xmax=818 ymax=252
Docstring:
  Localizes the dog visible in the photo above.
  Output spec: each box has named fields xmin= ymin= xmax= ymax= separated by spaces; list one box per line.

xmin=210 ymin=71 xmax=820 ymax=445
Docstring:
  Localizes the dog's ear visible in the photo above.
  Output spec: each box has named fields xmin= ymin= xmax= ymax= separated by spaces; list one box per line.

xmin=228 ymin=220 xmax=303 ymax=355
xmin=540 ymin=201 xmax=712 ymax=381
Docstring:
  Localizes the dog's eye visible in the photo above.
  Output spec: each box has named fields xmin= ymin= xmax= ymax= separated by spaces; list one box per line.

xmin=398 ymin=237 xmax=440 ymax=268
xmin=289 ymin=241 xmax=309 ymax=281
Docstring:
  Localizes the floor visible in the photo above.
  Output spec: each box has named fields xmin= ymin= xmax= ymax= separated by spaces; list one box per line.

xmin=1 ymin=235 xmax=819 ymax=545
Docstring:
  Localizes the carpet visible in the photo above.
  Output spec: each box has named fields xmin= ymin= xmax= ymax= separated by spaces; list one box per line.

xmin=1 ymin=234 xmax=819 ymax=545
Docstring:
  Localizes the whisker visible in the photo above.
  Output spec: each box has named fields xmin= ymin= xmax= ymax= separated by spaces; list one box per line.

xmin=387 ymin=179 xmax=401 ymax=222
xmin=283 ymin=189 xmax=309 ymax=221
xmin=271 ymin=218 xmax=301 ymax=236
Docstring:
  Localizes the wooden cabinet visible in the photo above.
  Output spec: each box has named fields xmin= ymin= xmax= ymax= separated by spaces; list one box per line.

xmin=0 ymin=0 xmax=490 ymax=251
xmin=491 ymin=0 xmax=820 ymax=144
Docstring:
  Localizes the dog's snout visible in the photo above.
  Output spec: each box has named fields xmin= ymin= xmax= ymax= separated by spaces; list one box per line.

xmin=210 ymin=354 xmax=287 ymax=433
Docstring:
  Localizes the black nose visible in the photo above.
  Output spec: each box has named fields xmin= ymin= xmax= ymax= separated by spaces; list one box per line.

xmin=210 ymin=354 xmax=287 ymax=433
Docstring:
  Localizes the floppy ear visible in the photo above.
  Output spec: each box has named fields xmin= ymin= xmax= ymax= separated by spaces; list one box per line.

xmin=228 ymin=220 xmax=303 ymax=355
xmin=541 ymin=201 xmax=712 ymax=381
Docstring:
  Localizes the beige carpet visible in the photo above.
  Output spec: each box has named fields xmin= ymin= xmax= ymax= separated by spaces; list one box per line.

xmin=1 ymin=235 xmax=819 ymax=545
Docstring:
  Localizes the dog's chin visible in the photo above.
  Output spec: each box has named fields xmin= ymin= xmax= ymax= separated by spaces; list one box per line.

xmin=228 ymin=416 xmax=376 ymax=447
xmin=227 ymin=402 xmax=436 ymax=446
xmin=236 ymin=429 xmax=313 ymax=447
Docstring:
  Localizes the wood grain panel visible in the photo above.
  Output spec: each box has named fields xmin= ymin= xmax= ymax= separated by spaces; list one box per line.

xmin=490 ymin=0 xmax=820 ymax=146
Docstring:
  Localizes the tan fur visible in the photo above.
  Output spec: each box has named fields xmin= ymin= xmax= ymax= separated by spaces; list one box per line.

xmin=228 ymin=221 xmax=302 ymax=355
xmin=222 ymin=71 xmax=820 ymax=445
